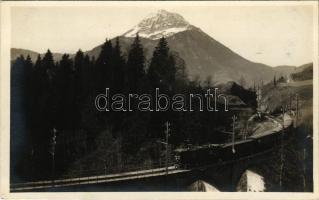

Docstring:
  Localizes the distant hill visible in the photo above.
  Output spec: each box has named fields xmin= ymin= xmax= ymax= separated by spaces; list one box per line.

xmin=11 ymin=48 xmax=39 ymax=61
xmin=273 ymin=65 xmax=297 ymax=76
xmin=260 ymin=62 xmax=313 ymax=114
xmin=291 ymin=63 xmax=313 ymax=81
xmin=11 ymin=48 xmax=64 ymax=62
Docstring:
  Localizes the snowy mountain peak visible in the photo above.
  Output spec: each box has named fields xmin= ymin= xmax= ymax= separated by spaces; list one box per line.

xmin=123 ymin=10 xmax=193 ymax=40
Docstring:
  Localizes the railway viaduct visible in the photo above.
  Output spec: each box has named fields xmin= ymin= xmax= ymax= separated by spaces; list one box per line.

xmin=11 ymin=146 xmax=280 ymax=192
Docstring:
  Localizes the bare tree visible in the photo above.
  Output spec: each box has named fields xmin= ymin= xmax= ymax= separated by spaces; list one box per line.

xmin=203 ymin=75 xmax=216 ymax=88
xmin=239 ymin=75 xmax=246 ymax=88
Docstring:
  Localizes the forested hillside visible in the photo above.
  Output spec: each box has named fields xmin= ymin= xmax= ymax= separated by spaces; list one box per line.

xmin=11 ymin=35 xmax=256 ymax=182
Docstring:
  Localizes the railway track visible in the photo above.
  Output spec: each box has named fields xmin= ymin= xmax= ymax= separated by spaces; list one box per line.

xmin=11 ymin=165 xmax=190 ymax=192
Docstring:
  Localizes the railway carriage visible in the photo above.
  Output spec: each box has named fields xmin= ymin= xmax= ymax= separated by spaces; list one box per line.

xmin=175 ymin=114 xmax=294 ymax=169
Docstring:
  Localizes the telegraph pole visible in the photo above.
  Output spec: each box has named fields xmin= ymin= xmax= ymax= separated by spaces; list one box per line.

xmin=296 ymin=93 xmax=299 ymax=127
xmin=256 ymin=85 xmax=262 ymax=113
xmin=289 ymin=94 xmax=292 ymax=113
xmin=279 ymin=106 xmax=286 ymax=191
xmin=232 ymin=115 xmax=237 ymax=154
xmin=295 ymin=93 xmax=306 ymax=190
xmin=303 ymin=147 xmax=306 ymax=191
xmin=98 ymin=157 xmax=107 ymax=175
xmin=165 ymin=121 xmax=171 ymax=176
xmin=49 ymin=128 xmax=57 ymax=187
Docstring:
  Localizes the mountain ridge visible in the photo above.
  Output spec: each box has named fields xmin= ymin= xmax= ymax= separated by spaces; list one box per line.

xmin=11 ymin=10 xmax=307 ymax=85
xmin=123 ymin=9 xmax=192 ymax=40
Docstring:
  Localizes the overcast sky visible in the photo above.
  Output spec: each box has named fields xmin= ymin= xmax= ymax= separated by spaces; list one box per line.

xmin=11 ymin=3 xmax=314 ymax=67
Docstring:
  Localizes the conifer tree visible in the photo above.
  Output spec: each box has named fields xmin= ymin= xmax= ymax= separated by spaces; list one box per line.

xmin=24 ymin=55 xmax=36 ymax=135
xmin=148 ymin=37 xmax=176 ymax=91
xmin=42 ymin=50 xmax=57 ymax=128
xmin=96 ymin=39 xmax=113 ymax=91
xmin=11 ymin=55 xmax=30 ymax=179
xmin=82 ymin=54 xmax=92 ymax=93
xmin=55 ymin=54 xmax=74 ymax=129
xmin=126 ymin=34 xmax=146 ymax=92
xmin=174 ymin=52 xmax=188 ymax=91
xmin=113 ymin=37 xmax=126 ymax=92
xmin=74 ymin=49 xmax=85 ymax=98
xmin=42 ymin=49 xmax=55 ymax=80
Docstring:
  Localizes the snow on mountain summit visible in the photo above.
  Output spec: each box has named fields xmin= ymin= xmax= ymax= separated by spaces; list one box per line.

xmin=123 ymin=10 xmax=193 ymax=40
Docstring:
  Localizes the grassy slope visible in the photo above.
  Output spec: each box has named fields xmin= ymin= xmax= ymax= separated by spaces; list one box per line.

xmin=255 ymin=67 xmax=313 ymax=191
